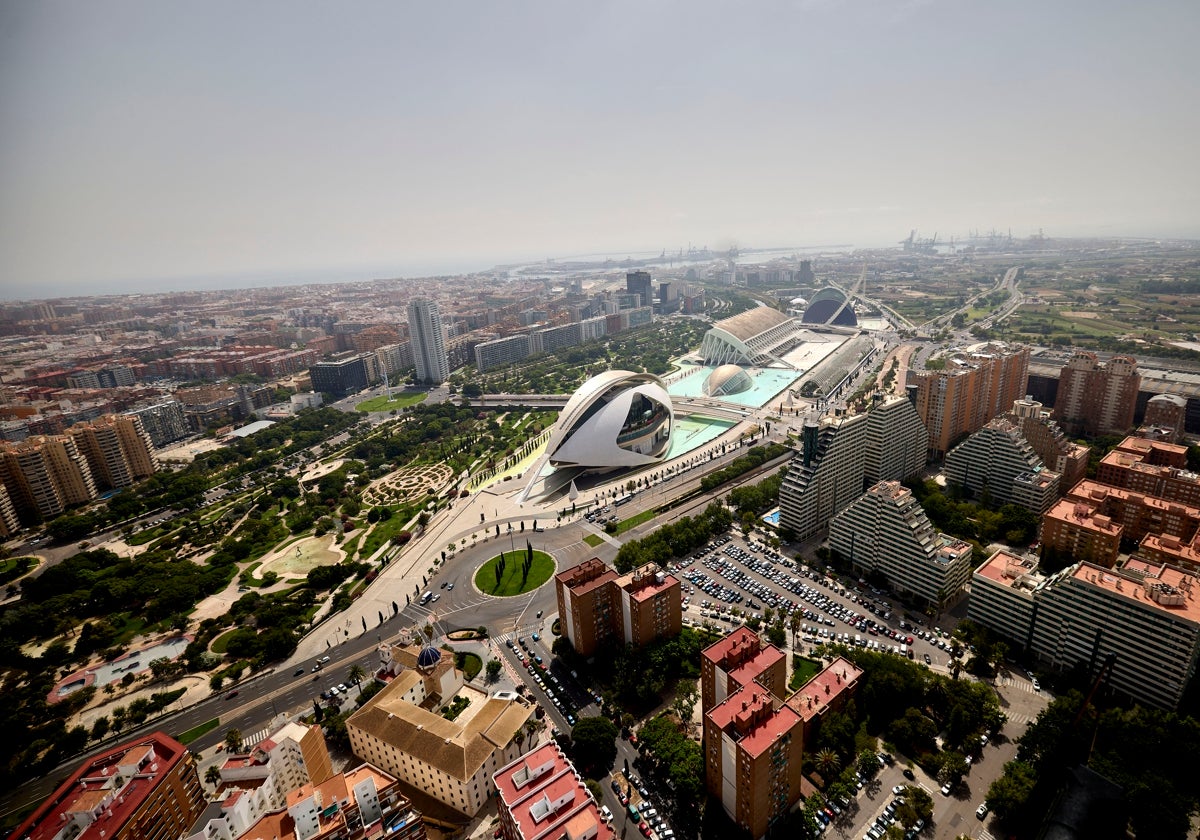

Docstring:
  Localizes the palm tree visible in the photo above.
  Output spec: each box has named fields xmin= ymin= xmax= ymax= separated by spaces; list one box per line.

xmin=790 ymin=612 xmax=803 ymax=649
xmin=204 ymin=765 xmax=222 ymax=788
xmin=347 ymin=664 xmax=367 ymax=685
xmin=814 ymin=748 xmax=841 ymax=778
xmin=224 ymin=728 xmax=244 ymax=754
xmin=513 ymin=730 xmax=525 ymax=750
xmin=525 ymin=719 xmax=544 ymax=746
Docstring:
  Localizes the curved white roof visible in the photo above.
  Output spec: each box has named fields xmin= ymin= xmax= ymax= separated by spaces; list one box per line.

xmin=544 ymin=370 xmax=674 ymax=469
xmin=704 ymin=364 xmax=752 ymax=397
xmin=711 ymin=307 xmax=794 ymax=342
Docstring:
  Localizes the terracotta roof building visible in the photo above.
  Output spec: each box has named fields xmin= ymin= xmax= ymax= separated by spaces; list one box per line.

xmin=11 ymin=732 xmax=205 ymax=840
xmin=493 ymin=742 xmax=613 ymax=840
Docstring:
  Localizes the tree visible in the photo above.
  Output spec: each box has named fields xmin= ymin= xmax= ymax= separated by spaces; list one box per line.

xmin=224 ymin=728 xmax=244 ymax=754
xmin=985 ymin=759 xmax=1037 ymax=822
xmin=486 ymin=659 xmax=502 ymax=682
xmin=205 ymin=765 xmax=222 ymax=787
xmin=814 ymin=748 xmax=841 ymax=778
xmin=570 ymin=717 xmax=618 ymax=777
xmin=671 ymin=683 xmax=699 ymax=725
xmin=347 ymin=664 xmax=367 ymax=685
xmin=857 ymin=749 xmax=882 ymax=780
xmin=938 ymin=752 xmax=969 ymax=784
xmin=895 ymin=785 xmax=933 ymax=828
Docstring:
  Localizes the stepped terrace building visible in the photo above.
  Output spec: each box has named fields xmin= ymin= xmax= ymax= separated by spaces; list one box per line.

xmin=943 ymin=416 xmax=1060 ymax=513
xmin=778 ymin=395 xmax=928 ymax=542
xmin=829 ymin=480 xmax=974 ymax=610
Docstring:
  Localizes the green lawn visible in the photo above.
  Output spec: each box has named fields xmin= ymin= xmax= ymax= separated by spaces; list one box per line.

xmin=474 ymin=550 xmax=555 ymax=596
xmin=177 ymin=718 xmax=220 ymax=744
xmin=614 ymin=509 xmax=656 ymax=535
xmin=359 ymin=505 xmax=419 ymax=558
xmin=356 ymin=392 xmax=428 ymax=412
xmin=789 ymin=656 xmax=823 ymax=691
xmin=457 ymin=651 xmax=483 ymax=680
xmin=0 ymin=555 xmax=36 ymax=584
xmin=583 ymin=533 xmax=605 ymax=548
xmin=210 ymin=627 xmax=240 ymax=654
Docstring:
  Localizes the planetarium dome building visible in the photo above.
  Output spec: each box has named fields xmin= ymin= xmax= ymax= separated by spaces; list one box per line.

xmin=703 ymin=364 xmax=753 ymax=398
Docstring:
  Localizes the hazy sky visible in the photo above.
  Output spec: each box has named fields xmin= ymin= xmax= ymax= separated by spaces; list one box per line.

xmin=1 ymin=1 xmax=1197 ymax=299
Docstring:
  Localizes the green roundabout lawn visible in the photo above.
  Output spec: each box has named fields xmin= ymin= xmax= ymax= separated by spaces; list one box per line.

xmin=355 ymin=392 xmax=428 ymax=412
xmin=475 ymin=550 xmax=555 ymax=596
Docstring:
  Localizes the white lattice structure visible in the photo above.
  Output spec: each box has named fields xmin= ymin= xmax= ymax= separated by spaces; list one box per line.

xmin=699 ymin=307 xmax=800 ymax=367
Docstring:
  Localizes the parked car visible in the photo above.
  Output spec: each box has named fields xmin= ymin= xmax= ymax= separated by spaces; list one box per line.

xmin=976 ymin=803 xmax=989 ymax=819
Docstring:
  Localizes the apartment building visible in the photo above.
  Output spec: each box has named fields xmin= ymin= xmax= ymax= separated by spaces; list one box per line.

xmin=408 ymin=299 xmax=450 ymax=385
xmin=1097 ymin=436 xmax=1200 ymax=509
xmin=475 ymin=334 xmax=535 ymax=372
xmin=699 ymin=636 xmax=861 ymax=840
xmin=615 ymin=563 xmax=683 ymax=648
xmin=911 ymin=343 xmax=1030 ymax=458
xmin=968 ymin=549 xmax=1043 ymax=650
xmin=11 ymin=732 xmax=206 ymax=840
xmin=0 ymin=484 xmax=19 ymax=538
xmin=1052 ymin=352 xmax=1140 ymax=437
xmin=189 ymin=761 xmax=426 ymax=840
xmin=828 ymin=480 xmax=974 ymax=610
xmin=0 ymin=433 xmax=97 ymax=524
xmin=555 ymin=558 xmax=619 ymax=657
xmin=1066 ymin=480 xmax=1200 ymax=546
xmin=1141 ymin=393 xmax=1188 ymax=443
xmin=700 ymin=626 xmax=787 ymax=714
xmin=1041 ymin=497 xmax=1124 ymax=569
xmin=555 ymin=559 xmax=681 ymax=657
xmin=67 ymin=413 xmax=157 ymax=490
xmin=493 ymin=743 xmax=612 ymax=840
xmin=943 ymin=416 xmax=1060 ymax=512
xmin=1007 ymin=397 xmax=1089 ymax=491
xmin=125 ymin=400 xmax=190 ymax=448
xmin=783 ymin=657 xmax=863 ymax=749
xmin=703 ymin=684 xmax=805 ymax=840
xmin=1031 ymin=558 xmax=1200 ymax=710
xmin=778 ymin=395 xmax=928 ymax=542
xmin=214 ymin=721 xmax=334 ymax=822
xmin=347 ymin=665 xmax=534 ymax=817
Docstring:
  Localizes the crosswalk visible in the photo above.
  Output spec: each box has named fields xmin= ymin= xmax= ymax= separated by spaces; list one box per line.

xmin=242 ymin=726 xmax=270 ymax=748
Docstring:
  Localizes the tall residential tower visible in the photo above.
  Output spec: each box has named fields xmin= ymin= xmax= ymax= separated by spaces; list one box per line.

xmin=407 ymin=298 xmax=449 ymax=385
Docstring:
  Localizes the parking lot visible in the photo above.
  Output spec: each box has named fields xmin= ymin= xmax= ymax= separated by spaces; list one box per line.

xmin=664 ymin=530 xmax=974 ymax=677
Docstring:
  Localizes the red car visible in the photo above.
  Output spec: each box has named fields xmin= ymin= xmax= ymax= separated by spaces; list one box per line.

xmin=639 ymin=821 xmax=652 ymax=837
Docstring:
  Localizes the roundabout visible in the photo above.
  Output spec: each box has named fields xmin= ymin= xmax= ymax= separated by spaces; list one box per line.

xmin=473 ymin=549 xmax=555 ymax=597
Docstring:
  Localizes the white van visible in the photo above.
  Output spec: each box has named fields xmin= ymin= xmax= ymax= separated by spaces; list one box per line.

xmin=420 ymin=591 xmax=433 ymax=604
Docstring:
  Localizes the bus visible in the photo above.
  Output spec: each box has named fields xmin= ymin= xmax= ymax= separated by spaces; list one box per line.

xmin=614 ymin=493 xmax=635 ymax=507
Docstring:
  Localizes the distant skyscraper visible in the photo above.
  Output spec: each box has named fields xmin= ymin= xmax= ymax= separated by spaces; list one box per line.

xmin=626 ymin=270 xmax=653 ymax=309
xmin=407 ymin=299 xmax=449 ymax=384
